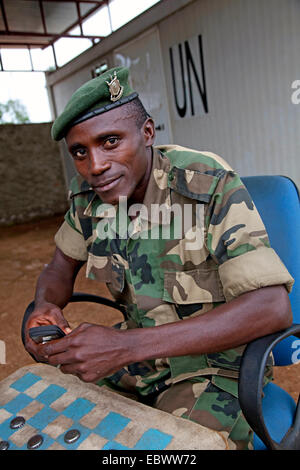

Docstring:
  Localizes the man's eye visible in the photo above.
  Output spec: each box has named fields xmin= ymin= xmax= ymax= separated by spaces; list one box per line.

xmin=104 ymin=136 xmax=119 ymax=147
xmin=72 ymin=148 xmax=86 ymax=159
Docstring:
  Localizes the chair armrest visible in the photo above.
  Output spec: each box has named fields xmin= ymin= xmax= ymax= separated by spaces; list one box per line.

xmin=69 ymin=292 xmax=127 ymax=317
xmin=238 ymin=323 xmax=300 ymax=450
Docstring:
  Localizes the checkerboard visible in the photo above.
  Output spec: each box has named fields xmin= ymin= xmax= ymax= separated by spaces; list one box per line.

xmin=0 ymin=364 xmax=228 ymax=450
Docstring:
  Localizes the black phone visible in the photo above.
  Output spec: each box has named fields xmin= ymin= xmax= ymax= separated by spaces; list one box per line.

xmin=29 ymin=325 xmax=66 ymax=344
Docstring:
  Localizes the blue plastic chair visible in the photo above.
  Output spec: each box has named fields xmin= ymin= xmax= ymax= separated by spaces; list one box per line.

xmin=239 ymin=175 xmax=300 ymax=450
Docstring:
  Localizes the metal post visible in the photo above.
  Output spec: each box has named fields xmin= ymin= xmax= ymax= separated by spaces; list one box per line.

xmin=27 ymin=46 xmax=34 ymax=71
xmin=107 ymin=0 xmax=113 ymax=34
xmin=51 ymin=44 xmax=58 ymax=70
xmin=75 ymin=1 xmax=83 ymax=35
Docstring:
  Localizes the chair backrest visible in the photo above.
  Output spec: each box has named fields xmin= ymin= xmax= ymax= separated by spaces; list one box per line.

xmin=241 ymin=175 xmax=300 ymax=365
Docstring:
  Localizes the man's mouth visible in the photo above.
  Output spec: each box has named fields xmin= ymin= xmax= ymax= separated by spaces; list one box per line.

xmin=92 ymin=175 xmax=123 ymax=192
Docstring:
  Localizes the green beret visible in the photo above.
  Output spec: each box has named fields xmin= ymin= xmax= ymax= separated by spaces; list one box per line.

xmin=51 ymin=66 xmax=138 ymax=141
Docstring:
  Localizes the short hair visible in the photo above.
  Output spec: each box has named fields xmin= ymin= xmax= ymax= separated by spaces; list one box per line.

xmin=123 ymin=97 xmax=151 ymax=129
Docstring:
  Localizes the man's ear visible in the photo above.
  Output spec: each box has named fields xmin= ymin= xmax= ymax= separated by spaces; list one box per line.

xmin=142 ymin=117 xmax=156 ymax=147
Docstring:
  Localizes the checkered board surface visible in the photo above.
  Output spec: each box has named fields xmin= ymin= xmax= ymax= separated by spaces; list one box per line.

xmin=0 ymin=365 xmax=228 ymax=450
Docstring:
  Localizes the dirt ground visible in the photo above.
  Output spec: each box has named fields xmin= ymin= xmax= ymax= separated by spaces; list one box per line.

xmin=0 ymin=215 xmax=299 ymax=404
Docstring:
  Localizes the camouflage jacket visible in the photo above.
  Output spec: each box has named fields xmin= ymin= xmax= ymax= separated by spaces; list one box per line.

xmin=55 ymin=145 xmax=294 ymax=397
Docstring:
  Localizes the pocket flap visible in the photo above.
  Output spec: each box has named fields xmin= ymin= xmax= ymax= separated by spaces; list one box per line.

xmin=168 ymin=167 xmax=220 ymax=202
xmin=163 ymin=268 xmax=225 ymax=304
xmin=86 ymin=254 xmax=112 ymax=282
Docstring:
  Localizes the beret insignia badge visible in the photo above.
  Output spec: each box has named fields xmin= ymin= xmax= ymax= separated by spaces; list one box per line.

xmin=106 ymin=70 xmax=124 ymax=102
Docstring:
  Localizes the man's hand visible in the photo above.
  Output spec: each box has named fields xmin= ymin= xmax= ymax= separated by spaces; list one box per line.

xmin=23 ymin=247 xmax=85 ymax=363
xmin=24 ymin=303 xmax=72 ymax=363
xmin=23 ymin=285 xmax=292 ymax=385
xmin=39 ymin=285 xmax=292 ymax=383
xmin=38 ymin=323 xmax=132 ymax=383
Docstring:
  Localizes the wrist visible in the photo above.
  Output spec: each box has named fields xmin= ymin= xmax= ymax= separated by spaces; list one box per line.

xmin=33 ymin=299 xmax=55 ymax=310
xmin=122 ymin=326 xmax=168 ymax=364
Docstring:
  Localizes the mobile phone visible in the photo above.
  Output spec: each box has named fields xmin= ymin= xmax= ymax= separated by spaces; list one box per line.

xmin=29 ymin=325 xmax=66 ymax=344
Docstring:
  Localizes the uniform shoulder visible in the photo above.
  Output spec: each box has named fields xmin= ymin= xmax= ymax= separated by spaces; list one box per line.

xmin=155 ymin=144 xmax=233 ymax=173
xmin=155 ymin=145 xmax=240 ymax=203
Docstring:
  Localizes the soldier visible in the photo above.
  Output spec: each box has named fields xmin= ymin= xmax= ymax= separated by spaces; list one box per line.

xmin=23 ymin=67 xmax=294 ymax=449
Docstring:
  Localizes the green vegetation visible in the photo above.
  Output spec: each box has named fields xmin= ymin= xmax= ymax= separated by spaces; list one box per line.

xmin=0 ymin=99 xmax=30 ymax=124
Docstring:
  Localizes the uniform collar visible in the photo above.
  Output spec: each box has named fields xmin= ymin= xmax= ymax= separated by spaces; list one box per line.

xmin=138 ymin=147 xmax=172 ymax=225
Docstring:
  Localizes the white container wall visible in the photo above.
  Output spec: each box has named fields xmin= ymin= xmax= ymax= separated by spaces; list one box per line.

xmin=158 ymin=0 xmax=300 ymax=184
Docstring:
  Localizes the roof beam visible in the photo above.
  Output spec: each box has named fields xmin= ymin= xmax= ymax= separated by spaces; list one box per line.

xmin=39 ymin=0 xmax=48 ymax=34
xmin=0 ymin=42 xmax=48 ymax=48
xmin=0 ymin=31 xmax=104 ymax=39
xmin=19 ymin=0 xmax=106 ymax=3
xmin=75 ymin=1 xmax=83 ymax=35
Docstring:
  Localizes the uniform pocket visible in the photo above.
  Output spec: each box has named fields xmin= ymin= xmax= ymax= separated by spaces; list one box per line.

xmin=110 ymin=255 xmax=125 ymax=293
xmin=86 ymin=253 xmax=125 ymax=292
xmin=162 ymin=268 xmax=225 ymax=304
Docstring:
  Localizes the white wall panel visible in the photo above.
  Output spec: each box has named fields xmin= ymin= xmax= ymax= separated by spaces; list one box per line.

xmin=113 ymin=27 xmax=172 ymax=145
xmin=159 ymin=0 xmax=300 ymax=185
xmin=53 ymin=68 xmax=92 ymax=115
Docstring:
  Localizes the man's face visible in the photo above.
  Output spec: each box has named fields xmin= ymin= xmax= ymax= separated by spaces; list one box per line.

xmin=65 ymin=106 xmax=155 ymax=205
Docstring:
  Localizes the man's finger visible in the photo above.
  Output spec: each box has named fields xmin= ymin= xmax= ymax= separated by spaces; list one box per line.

xmin=46 ymin=350 xmax=74 ymax=366
xmin=40 ymin=336 xmax=69 ymax=357
xmin=59 ymin=363 xmax=80 ymax=376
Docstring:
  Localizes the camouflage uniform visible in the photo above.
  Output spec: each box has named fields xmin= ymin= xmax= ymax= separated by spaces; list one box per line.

xmin=55 ymin=145 xmax=294 ymax=449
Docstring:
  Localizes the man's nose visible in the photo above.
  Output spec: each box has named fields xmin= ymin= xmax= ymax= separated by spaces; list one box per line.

xmin=90 ymin=150 xmax=110 ymax=175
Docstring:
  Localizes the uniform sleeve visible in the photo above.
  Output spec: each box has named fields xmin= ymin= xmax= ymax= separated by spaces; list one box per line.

xmin=206 ymin=170 xmax=294 ymax=302
xmin=54 ymin=199 xmax=88 ymax=262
